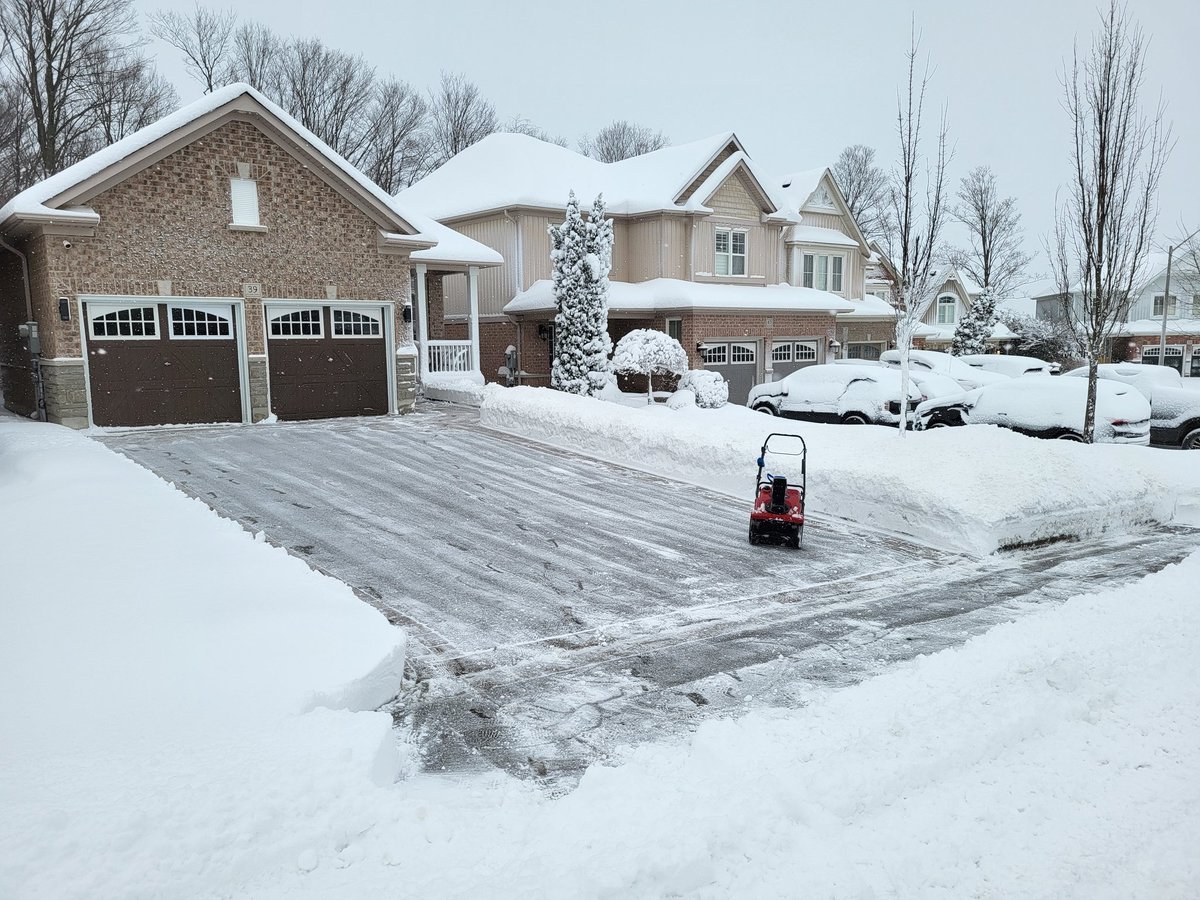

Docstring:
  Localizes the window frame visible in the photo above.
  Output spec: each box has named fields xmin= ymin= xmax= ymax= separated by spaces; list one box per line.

xmin=937 ymin=294 xmax=958 ymax=325
xmin=87 ymin=303 xmax=160 ymax=341
xmin=330 ymin=306 xmax=384 ymax=339
xmin=268 ymin=306 xmax=324 ymax=339
xmin=1152 ymin=294 xmax=1179 ymax=317
xmin=730 ymin=342 xmax=757 ymax=365
xmin=167 ymin=303 xmax=234 ymax=340
xmin=771 ymin=341 xmax=793 ymax=363
xmin=801 ymin=252 xmax=846 ymax=293
xmin=714 ymin=226 xmax=748 ymax=277
xmin=665 ymin=318 xmax=683 ymax=343
xmin=794 ymin=340 xmax=818 ymax=361
xmin=229 ymin=176 xmax=261 ymax=227
xmin=700 ymin=343 xmax=728 ymax=365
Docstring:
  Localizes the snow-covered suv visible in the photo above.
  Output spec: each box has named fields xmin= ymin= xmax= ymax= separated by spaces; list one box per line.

xmin=748 ymin=364 xmax=922 ymax=426
xmin=1063 ymin=363 xmax=1200 ymax=449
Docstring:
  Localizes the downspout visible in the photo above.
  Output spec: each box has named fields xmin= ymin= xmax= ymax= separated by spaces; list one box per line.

xmin=0 ymin=235 xmax=45 ymax=421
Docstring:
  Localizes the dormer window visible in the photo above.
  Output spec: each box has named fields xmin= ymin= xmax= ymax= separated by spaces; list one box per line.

xmin=228 ymin=171 xmax=265 ymax=231
xmin=715 ymin=227 xmax=746 ymax=276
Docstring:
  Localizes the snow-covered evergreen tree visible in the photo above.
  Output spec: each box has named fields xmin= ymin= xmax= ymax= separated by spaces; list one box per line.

xmin=951 ymin=287 xmax=998 ymax=356
xmin=612 ymin=329 xmax=688 ymax=404
xmin=549 ymin=192 xmax=613 ymax=395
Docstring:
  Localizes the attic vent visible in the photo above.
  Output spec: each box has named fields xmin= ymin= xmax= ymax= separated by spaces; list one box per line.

xmin=230 ymin=177 xmax=260 ymax=226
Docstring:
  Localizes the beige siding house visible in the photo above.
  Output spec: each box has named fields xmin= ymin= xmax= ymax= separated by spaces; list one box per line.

xmin=399 ymin=133 xmax=868 ymax=403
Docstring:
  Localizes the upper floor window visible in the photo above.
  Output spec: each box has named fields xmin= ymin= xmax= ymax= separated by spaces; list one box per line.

xmin=715 ymin=228 xmax=747 ymax=276
xmin=1153 ymin=294 xmax=1179 ymax=317
xmin=802 ymin=253 xmax=844 ymax=293
xmin=230 ymin=177 xmax=260 ymax=227
xmin=937 ymin=295 xmax=957 ymax=325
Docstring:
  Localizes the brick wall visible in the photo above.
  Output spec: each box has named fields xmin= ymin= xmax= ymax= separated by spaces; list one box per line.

xmin=682 ymin=312 xmax=838 ymax=369
xmin=23 ymin=118 xmax=412 ymax=361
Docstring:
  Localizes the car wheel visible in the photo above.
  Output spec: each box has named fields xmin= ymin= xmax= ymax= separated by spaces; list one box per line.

xmin=926 ymin=418 xmax=951 ymax=429
xmin=753 ymin=403 xmax=778 ymax=416
xmin=841 ymin=413 xmax=869 ymax=425
xmin=1056 ymin=431 xmax=1086 ymax=442
xmin=1182 ymin=428 xmax=1200 ymax=450
xmin=748 ymin=522 xmax=761 ymax=545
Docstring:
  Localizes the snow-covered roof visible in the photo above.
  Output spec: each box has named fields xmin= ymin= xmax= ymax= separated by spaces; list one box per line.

xmin=504 ymin=278 xmax=856 ymax=316
xmin=1033 ymin=250 xmax=1195 ymax=298
xmin=996 ymin=296 xmax=1037 ymax=318
xmin=777 ymin=168 xmax=826 ymax=212
xmin=920 ymin=322 xmax=1017 ymax=343
xmin=398 ymin=132 xmax=795 ymax=222
xmin=0 ymin=82 xmax=500 ymax=267
xmin=785 ymin=225 xmax=860 ymax=248
xmin=1119 ymin=317 xmax=1200 ymax=337
xmin=837 ymin=295 xmax=898 ymax=320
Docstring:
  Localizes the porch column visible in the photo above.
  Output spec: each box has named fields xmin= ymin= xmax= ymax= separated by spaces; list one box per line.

xmin=467 ymin=265 xmax=481 ymax=376
xmin=415 ymin=262 xmax=429 ymax=380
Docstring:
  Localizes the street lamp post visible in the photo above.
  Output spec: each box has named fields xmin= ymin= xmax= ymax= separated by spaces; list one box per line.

xmin=1158 ymin=227 xmax=1200 ymax=370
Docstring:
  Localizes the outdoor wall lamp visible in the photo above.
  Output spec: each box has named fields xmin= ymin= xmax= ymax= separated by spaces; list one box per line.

xmin=58 ymin=297 xmax=70 ymax=321
xmin=537 ymin=323 xmax=551 ymax=340
xmin=401 ymin=303 xmax=412 ymax=324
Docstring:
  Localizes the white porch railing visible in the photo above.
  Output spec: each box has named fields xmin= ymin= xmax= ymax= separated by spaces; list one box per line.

xmin=427 ymin=339 xmax=474 ymax=375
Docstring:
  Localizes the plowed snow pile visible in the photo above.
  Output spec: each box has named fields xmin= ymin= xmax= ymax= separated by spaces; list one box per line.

xmin=0 ymin=418 xmax=406 ymax=899
xmin=480 ymin=385 xmax=1197 ymax=553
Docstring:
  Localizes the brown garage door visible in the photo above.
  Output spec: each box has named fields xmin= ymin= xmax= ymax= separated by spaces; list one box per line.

xmin=84 ymin=301 xmax=243 ymax=427
xmin=266 ymin=304 xmax=389 ymax=421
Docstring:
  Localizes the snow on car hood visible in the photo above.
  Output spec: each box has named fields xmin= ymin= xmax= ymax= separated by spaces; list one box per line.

xmin=747 ymin=364 xmax=922 ymax=406
xmin=879 ymin=349 xmax=1010 ymax=390
xmin=967 ymin=378 xmax=1149 ymax=433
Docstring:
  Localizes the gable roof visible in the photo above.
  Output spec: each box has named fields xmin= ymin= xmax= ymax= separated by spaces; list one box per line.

xmin=397 ymin=132 xmax=795 ymax=222
xmin=776 ymin=167 xmax=870 ymax=253
xmin=0 ymin=82 xmax=500 ymax=267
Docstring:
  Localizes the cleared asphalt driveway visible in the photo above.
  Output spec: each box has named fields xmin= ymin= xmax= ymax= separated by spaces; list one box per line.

xmin=101 ymin=406 xmax=1199 ymax=783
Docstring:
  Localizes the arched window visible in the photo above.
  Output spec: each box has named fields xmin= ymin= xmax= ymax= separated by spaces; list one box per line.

xmin=937 ymin=294 xmax=957 ymax=325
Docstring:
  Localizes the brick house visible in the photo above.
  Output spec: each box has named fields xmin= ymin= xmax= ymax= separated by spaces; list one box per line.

xmin=398 ymin=134 xmax=863 ymax=404
xmin=0 ymin=83 xmax=499 ymax=428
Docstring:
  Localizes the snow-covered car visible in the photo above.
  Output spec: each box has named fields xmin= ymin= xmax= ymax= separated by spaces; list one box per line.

xmin=1064 ymin=363 xmax=1200 ymax=449
xmin=960 ymin=354 xmax=1055 ymax=377
xmin=833 ymin=358 xmax=963 ymax=400
xmin=879 ymin=349 xmax=1011 ymax=391
xmin=748 ymin=364 xmax=922 ymax=426
xmin=914 ymin=378 xmax=1151 ymax=444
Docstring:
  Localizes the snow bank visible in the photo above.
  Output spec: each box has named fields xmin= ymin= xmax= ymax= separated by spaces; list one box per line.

xmin=480 ymin=385 xmax=1198 ymax=553
xmin=0 ymin=419 xmax=406 ymax=899
xmin=244 ymin=546 xmax=1200 ymax=899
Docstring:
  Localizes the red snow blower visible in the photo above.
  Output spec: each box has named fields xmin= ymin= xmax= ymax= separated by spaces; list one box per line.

xmin=749 ymin=433 xmax=807 ymax=549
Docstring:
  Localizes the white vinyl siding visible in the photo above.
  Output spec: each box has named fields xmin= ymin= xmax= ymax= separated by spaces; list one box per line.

xmin=230 ymin=177 xmax=260 ymax=226
xmin=714 ymin=228 xmax=747 ymax=277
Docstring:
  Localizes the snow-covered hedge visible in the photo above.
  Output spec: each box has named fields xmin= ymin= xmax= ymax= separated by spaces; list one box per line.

xmin=678 ymin=369 xmax=729 ymax=409
xmin=480 ymin=385 xmax=1198 ymax=554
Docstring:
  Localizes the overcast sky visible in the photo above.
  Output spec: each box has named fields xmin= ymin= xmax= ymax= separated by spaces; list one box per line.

xmin=140 ymin=0 xmax=1198 ymax=291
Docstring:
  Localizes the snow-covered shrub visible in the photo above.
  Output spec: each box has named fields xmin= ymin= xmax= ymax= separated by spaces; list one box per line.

xmin=665 ymin=389 xmax=696 ymax=410
xmin=952 ymin=287 xmax=998 ymax=356
xmin=612 ymin=329 xmax=689 ymax=404
xmin=678 ymin=369 xmax=728 ymax=409
xmin=549 ymin=192 xmax=614 ymax=396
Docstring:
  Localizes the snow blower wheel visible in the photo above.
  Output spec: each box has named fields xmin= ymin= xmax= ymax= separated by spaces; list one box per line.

xmin=748 ymin=433 xmax=806 ymax=550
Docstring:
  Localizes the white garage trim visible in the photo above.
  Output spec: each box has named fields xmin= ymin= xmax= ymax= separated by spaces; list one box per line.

xmin=78 ymin=295 xmax=251 ymax=428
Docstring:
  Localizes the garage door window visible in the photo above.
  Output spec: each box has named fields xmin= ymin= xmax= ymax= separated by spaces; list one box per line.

xmin=269 ymin=308 xmax=323 ymax=338
xmin=169 ymin=305 xmax=232 ymax=339
xmin=331 ymin=307 xmax=382 ymax=338
xmin=795 ymin=341 xmax=818 ymax=361
xmin=89 ymin=305 xmax=158 ymax=339
xmin=772 ymin=342 xmax=793 ymax=363
xmin=701 ymin=344 xmax=728 ymax=365
xmin=731 ymin=343 xmax=756 ymax=364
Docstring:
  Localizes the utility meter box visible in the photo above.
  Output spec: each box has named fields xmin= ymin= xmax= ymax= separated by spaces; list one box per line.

xmin=18 ymin=321 xmax=40 ymax=356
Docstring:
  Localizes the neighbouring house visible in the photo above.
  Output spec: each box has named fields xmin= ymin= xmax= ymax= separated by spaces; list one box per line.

xmin=0 ymin=83 xmax=500 ymax=428
xmin=397 ymin=134 xmax=860 ymax=404
xmin=1031 ymin=250 xmax=1200 ymax=376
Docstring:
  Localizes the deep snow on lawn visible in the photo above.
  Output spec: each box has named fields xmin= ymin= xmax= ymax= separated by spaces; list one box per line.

xmin=0 ymin=418 xmax=406 ymax=899
xmin=481 ymin=385 xmax=1200 ymax=553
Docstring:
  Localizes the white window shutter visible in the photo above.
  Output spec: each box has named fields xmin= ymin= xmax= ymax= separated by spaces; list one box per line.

xmin=230 ymin=178 xmax=260 ymax=226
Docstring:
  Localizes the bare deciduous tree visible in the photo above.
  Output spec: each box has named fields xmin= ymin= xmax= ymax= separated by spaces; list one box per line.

xmin=148 ymin=3 xmax=233 ymax=94
xmin=833 ymin=144 xmax=890 ymax=241
xmin=428 ymin=72 xmax=497 ymax=166
xmin=361 ymin=78 xmax=431 ymax=193
xmin=0 ymin=75 xmax=38 ymax=199
xmin=504 ymin=115 xmax=567 ymax=148
xmin=0 ymin=0 xmax=142 ymax=177
xmin=87 ymin=48 xmax=177 ymax=144
xmin=1050 ymin=1 xmax=1171 ymax=441
xmin=948 ymin=165 xmax=1032 ymax=299
xmin=579 ymin=120 xmax=668 ymax=162
xmin=225 ymin=20 xmax=278 ymax=92
xmin=886 ymin=27 xmax=952 ymax=435
xmin=273 ymin=38 xmax=376 ymax=161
